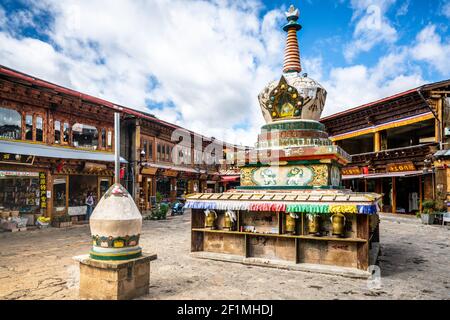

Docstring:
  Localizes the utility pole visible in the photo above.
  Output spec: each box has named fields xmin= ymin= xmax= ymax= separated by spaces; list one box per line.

xmin=115 ymin=112 xmax=120 ymax=184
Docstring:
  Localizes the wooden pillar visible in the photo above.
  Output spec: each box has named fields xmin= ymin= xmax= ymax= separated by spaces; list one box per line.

xmin=170 ymin=177 xmax=177 ymax=201
xmin=392 ymin=177 xmax=396 ymax=214
xmin=435 ymin=98 xmax=442 ymax=144
xmin=374 ymin=131 xmax=381 ymax=152
xmin=134 ymin=121 xmax=141 ymax=203
xmin=364 ymin=179 xmax=368 ymax=192
xmin=419 ymin=175 xmax=423 ymax=214
xmin=357 ymin=215 xmax=369 ymax=270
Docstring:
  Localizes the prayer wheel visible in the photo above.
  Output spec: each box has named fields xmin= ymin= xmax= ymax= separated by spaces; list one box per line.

xmin=307 ymin=214 xmax=321 ymax=236
xmin=224 ymin=214 xmax=232 ymax=230
xmin=204 ymin=210 xmax=217 ymax=229
xmin=285 ymin=213 xmax=297 ymax=234
xmin=331 ymin=213 xmax=346 ymax=237
xmin=224 ymin=210 xmax=236 ymax=231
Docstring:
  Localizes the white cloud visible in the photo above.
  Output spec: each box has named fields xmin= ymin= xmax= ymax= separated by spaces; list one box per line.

xmin=443 ymin=0 xmax=450 ymax=18
xmin=344 ymin=0 xmax=398 ymax=61
xmin=0 ymin=0 xmax=286 ymax=146
xmin=0 ymin=0 xmax=447 ymax=146
xmin=411 ymin=24 xmax=450 ymax=75
xmin=321 ymin=47 xmax=427 ymax=116
xmin=396 ymin=0 xmax=410 ymax=16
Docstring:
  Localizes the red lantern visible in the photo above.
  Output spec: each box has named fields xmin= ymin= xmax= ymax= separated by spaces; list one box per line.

xmin=120 ymin=167 xmax=125 ymax=179
xmin=362 ymin=166 xmax=369 ymax=175
xmin=56 ymin=161 xmax=65 ymax=173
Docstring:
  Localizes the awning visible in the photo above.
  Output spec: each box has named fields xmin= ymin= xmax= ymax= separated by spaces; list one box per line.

xmin=343 ymin=170 xmax=428 ymax=180
xmin=142 ymin=162 xmax=206 ymax=174
xmin=0 ymin=140 xmax=127 ymax=163
xmin=435 ymin=150 xmax=450 ymax=157
xmin=220 ymin=175 xmax=240 ymax=182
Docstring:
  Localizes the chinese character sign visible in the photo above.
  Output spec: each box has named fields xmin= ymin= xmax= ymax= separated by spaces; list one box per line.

xmin=39 ymin=172 xmax=47 ymax=209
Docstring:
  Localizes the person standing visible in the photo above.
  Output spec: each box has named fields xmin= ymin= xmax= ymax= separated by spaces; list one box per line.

xmin=86 ymin=191 xmax=95 ymax=220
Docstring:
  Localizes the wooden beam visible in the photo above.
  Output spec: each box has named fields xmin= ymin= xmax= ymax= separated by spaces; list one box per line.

xmin=392 ymin=177 xmax=396 ymax=214
xmin=419 ymin=175 xmax=423 ymax=214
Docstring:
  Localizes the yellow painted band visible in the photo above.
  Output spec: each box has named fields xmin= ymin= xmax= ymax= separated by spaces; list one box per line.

xmin=330 ymin=113 xmax=434 ymax=141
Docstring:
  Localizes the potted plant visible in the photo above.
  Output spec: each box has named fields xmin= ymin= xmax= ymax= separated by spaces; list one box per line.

xmin=52 ymin=214 xmax=73 ymax=228
xmin=420 ymin=200 xmax=436 ymax=225
xmin=151 ymin=203 xmax=169 ymax=220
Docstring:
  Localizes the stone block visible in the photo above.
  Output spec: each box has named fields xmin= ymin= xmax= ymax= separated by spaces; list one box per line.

xmin=74 ymin=253 xmax=156 ymax=300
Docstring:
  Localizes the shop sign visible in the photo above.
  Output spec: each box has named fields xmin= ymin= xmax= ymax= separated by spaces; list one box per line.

xmin=141 ymin=167 xmax=158 ymax=175
xmin=341 ymin=167 xmax=361 ymax=175
xmin=0 ymin=153 xmax=34 ymax=166
xmin=387 ymin=162 xmax=416 ymax=172
xmin=164 ymin=170 xmax=179 ymax=177
xmin=39 ymin=172 xmax=47 ymax=209
xmin=0 ymin=170 xmax=39 ymax=177
xmin=83 ymin=162 xmax=107 ymax=173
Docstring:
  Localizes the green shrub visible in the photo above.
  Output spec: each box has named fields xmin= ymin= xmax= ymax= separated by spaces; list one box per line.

xmin=422 ymin=200 xmax=436 ymax=214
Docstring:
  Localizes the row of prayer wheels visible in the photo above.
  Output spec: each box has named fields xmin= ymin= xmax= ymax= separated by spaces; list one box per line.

xmin=204 ymin=210 xmax=236 ymax=230
xmin=204 ymin=210 xmax=346 ymax=237
xmin=286 ymin=213 xmax=346 ymax=237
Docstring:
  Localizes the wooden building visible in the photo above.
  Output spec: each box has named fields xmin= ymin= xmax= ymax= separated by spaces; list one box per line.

xmin=321 ymin=80 xmax=450 ymax=214
xmin=0 ymin=65 xmax=223 ymax=221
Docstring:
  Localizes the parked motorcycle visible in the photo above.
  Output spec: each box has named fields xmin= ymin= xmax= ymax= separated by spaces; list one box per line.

xmin=171 ymin=201 xmax=185 ymax=216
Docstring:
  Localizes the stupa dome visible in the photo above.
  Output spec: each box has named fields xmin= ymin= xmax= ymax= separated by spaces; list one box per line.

xmin=258 ymin=5 xmax=327 ymax=123
xmin=89 ymin=183 xmax=143 ymax=260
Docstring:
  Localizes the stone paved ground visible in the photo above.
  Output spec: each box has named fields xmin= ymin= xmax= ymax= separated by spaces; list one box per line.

xmin=0 ymin=212 xmax=449 ymax=300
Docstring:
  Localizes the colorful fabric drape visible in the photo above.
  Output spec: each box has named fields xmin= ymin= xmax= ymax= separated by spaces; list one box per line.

xmin=329 ymin=205 xmax=358 ymax=214
xmin=248 ymin=202 xmax=286 ymax=212
xmin=286 ymin=204 xmax=329 ymax=214
xmin=185 ymin=200 xmax=377 ymax=215
xmin=357 ymin=205 xmax=377 ymax=215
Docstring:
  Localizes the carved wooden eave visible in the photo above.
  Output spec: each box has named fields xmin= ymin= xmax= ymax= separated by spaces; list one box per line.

xmin=349 ymin=143 xmax=437 ymax=170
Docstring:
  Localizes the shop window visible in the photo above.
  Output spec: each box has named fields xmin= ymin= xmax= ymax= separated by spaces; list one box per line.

xmin=69 ymin=175 xmax=98 ymax=207
xmin=143 ymin=140 xmax=148 ymax=160
xmin=107 ymin=130 xmax=112 ymax=148
xmin=36 ymin=116 xmax=43 ymax=142
xmin=101 ymin=129 xmax=106 ymax=148
xmin=72 ymin=123 xmax=98 ymax=150
xmin=148 ymin=141 xmax=153 ymax=160
xmin=53 ymin=177 xmax=67 ymax=213
xmin=63 ymin=122 xmax=70 ymax=143
xmin=0 ymin=108 xmax=21 ymax=140
xmin=99 ymin=178 xmax=110 ymax=198
xmin=0 ymin=171 xmax=40 ymax=212
xmin=25 ymin=114 xmax=33 ymax=140
xmin=54 ymin=120 xmax=61 ymax=144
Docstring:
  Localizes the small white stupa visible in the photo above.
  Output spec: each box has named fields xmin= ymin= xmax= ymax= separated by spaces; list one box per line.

xmin=89 ymin=183 xmax=143 ymax=261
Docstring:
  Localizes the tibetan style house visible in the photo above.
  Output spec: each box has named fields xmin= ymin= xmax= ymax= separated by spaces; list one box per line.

xmin=321 ymin=80 xmax=450 ymax=215
xmin=186 ymin=5 xmax=381 ymax=278
xmin=0 ymin=65 xmax=226 ymax=224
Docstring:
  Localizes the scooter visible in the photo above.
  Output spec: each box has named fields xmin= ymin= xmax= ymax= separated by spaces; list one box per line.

xmin=171 ymin=201 xmax=185 ymax=216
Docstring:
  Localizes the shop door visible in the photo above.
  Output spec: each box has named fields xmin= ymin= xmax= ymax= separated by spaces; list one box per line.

xmin=53 ymin=176 xmax=68 ymax=216
xmin=98 ymin=177 xmax=111 ymax=199
xmin=144 ymin=176 xmax=155 ymax=210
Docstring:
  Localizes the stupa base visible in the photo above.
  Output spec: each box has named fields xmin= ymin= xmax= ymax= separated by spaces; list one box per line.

xmin=74 ymin=253 xmax=157 ymax=300
xmin=89 ymin=247 xmax=143 ymax=261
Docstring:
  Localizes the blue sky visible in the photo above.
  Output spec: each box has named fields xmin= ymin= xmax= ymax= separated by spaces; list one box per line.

xmin=0 ymin=0 xmax=449 ymax=146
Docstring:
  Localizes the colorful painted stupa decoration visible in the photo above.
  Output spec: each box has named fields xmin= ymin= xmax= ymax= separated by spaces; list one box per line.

xmin=186 ymin=4 xmax=380 ymax=216
xmin=186 ymin=4 xmax=381 ymax=275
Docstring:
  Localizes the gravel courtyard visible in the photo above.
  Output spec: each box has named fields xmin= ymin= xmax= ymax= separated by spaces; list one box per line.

xmin=0 ymin=211 xmax=449 ymax=300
